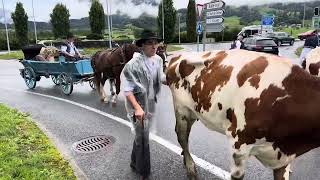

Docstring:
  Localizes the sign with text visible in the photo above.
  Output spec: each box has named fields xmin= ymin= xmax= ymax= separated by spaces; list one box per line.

xmin=205 ymin=1 xmax=225 ymax=10
xmin=207 ymin=24 xmax=224 ymax=32
xmin=313 ymin=16 xmax=320 ymax=28
xmin=204 ymin=0 xmax=225 ymax=32
xmin=206 ymin=9 xmax=224 ymax=17
xmin=261 ymin=15 xmax=274 ymax=34
xmin=206 ymin=17 xmax=224 ymax=24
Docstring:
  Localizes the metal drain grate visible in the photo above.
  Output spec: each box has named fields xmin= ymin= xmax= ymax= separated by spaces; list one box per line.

xmin=72 ymin=135 xmax=115 ymax=153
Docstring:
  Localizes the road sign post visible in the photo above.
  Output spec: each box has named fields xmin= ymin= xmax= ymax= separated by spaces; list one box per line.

xmin=202 ymin=0 xmax=225 ymax=51
xmin=261 ymin=15 xmax=274 ymax=35
xmin=196 ymin=4 xmax=204 ymax=52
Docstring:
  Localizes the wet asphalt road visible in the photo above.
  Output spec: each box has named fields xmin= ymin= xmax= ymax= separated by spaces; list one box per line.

xmin=1 ymin=41 xmax=320 ymax=180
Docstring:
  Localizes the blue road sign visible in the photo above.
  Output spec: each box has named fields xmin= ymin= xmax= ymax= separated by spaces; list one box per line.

xmin=262 ymin=16 xmax=274 ymax=25
xmin=197 ymin=22 xmax=203 ymax=34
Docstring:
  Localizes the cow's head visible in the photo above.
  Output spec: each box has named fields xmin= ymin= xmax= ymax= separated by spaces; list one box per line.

xmin=305 ymin=47 xmax=320 ymax=76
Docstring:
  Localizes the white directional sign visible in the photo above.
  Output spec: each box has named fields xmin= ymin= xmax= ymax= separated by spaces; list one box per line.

xmin=206 ymin=9 xmax=224 ymax=17
xmin=207 ymin=24 xmax=225 ymax=32
xmin=206 ymin=1 xmax=225 ymax=10
xmin=206 ymin=17 xmax=224 ymax=24
xmin=204 ymin=0 xmax=225 ymax=33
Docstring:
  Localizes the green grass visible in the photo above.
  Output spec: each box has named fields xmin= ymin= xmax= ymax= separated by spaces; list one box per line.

xmin=82 ymin=47 xmax=108 ymax=56
xmin=276 ymin=27 xmax=313 ymax=39
xmin=167 ymin=45 xmax=183 ymax=52
xmin=295 ymin=46 xmax=303 ymax=57
xmin=0 ymin=51 xmax=24 ymax=60
xmin=0 ymin=104 xmax=76 ymax=180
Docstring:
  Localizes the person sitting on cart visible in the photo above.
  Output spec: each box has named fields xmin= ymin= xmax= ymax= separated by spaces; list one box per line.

xmin=61 ymin=33 xmax=83 ymax=60
xmin=35 ymin=46 xmax=60 ymax=62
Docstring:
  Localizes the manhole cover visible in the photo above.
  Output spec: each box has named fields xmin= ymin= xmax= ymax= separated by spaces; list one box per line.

xmin=72 ymin=135 xmax=115 ymax=153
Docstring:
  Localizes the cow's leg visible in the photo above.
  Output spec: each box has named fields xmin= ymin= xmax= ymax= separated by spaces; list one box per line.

xmin=273 ymin=165 xmax=290 ymax=180
xmin=230 ymin=150 xmax=249 ymax=180
xmin=175 ymin=108 xmax=197 ymax=179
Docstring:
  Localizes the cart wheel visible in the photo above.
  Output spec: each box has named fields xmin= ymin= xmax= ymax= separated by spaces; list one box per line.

xmin=58 ymin=73 xmax=73 ymax=95
xmin=89 ymin=79 xmax=96 ymax=90
xmin=51 ymin=75 xmax=59 ymax=85
xmin=23 ymin=67 xmax=36 ymax=89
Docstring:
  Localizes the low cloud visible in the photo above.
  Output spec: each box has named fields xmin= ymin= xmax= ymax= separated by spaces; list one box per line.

xmin=0 ymin=8 xmax=13 ymax=24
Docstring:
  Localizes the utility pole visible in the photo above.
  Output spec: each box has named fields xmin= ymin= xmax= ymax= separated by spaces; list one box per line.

xmin=303 ymin=3 xmax=306 ymax=28
xmin=109 ymin=0 xmax=112 ymax=37
xmin=32 ymin=0 xmax=38 ymax=43
xmin=162 ymin=0 xmax=164 ymax=41
xmin=1 ymin=0 xmax=10 ymax=53
xmin=178 ymin=13 xmax=181 ymax=44
xmin=106 ymin=0 xmax=112 ymax=48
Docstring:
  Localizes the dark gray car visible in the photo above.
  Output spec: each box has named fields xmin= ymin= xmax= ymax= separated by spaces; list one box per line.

xmin=243 ymin=36 xmax=279 ymax=55
xmin=266 ymin=32 xmax=295 ymax=46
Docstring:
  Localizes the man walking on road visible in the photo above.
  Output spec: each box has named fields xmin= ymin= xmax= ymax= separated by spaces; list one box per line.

xmin=121 ymin=29 xmax=166 ymax=180
xmin=300 ymin=29 xmax=320 ymax=68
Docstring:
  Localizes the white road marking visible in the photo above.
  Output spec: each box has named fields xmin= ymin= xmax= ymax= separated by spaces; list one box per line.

xmin=0 ymin=87 xmax=231 ymax=180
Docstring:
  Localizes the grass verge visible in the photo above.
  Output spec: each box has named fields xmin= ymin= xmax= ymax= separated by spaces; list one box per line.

xmin=0 ymin=104 xmax=76 ymax=180
xmin=295 ymin=46 xmax=303 ymax=57
xmin=167 ymin=45 xmax=183 ymax=52
xmin=0 ymin=51 xmax=23 ymax=60
xmin=82 ymin=47 xmax=108 ymax=56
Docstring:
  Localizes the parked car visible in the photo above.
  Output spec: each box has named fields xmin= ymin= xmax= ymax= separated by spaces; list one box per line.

xmin=242 ymin=36 xmax=279 ymax=55
xmin=297 ymin=30 xmax=317 ymax=40
xmin=265 ymin=32 xmax=295 ymax=46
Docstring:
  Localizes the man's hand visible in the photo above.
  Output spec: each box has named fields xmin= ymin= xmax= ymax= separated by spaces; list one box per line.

xmin=135 ymin=106 xmax=145 ymax=123
xmin=126 ymin=92 xmax=145 ymax=125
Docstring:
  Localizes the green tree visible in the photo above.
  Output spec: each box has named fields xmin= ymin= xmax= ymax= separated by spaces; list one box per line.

xmin=157 ymin=0 xmax=177 ymax=43
xmin=186 ymin=0 xmax=196 ymax=42
xmin=50 ymin=3 xmax=70 ymax=39
xmin=11 ymin=2 xmax=28 ymax=46
xmin=89 ymin=0 xmax=105 ymax=35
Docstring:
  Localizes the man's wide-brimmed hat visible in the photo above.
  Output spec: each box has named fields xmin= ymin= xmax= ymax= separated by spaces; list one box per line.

xmin=135 ymin=30 xmax=163 ymax=47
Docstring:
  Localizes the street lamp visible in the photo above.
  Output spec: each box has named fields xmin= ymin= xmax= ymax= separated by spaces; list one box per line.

xmin=32 ymin=0 xmax=38 ymax=43
xmin=1 ymin=0 xmax=10 ymax=53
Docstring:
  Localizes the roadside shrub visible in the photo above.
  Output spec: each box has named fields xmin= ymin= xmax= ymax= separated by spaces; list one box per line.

xmin=86 ymin=33 xmax=104 ymax=40
xmin=0 ymin=37 xmax=21 ymax=50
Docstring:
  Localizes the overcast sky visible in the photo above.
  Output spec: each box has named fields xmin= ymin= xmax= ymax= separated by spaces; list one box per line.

xmin=0 ymin=0 xmax=316 ymax=23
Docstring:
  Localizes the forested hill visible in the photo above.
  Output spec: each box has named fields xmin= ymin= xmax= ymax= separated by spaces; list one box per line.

xmin=225 ymin=1 xmax=319 ymax=26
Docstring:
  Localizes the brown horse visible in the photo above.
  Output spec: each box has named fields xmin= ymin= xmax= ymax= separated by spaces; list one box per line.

xmin=91 ymin=43 xmax=168 ymax=104
xmin=91 ymin=44 xmax=140 ymax=103
xmin=157 ymin=43 xmax=168 ymax=72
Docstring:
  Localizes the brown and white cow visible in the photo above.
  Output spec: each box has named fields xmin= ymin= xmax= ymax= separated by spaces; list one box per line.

xmin=304 ymin=47 xmax=320 ymax=76
xmin=166 ymin=49 xmax=320 ymax=180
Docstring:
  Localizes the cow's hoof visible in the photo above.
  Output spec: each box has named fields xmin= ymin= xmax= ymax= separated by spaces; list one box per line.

xmin=187 ymin=173 xmax=197 ymax=180
xmin=101 ymin=98 xmax=109 ymax=103
xmin=112 ymin=102 xmax=117 ymax=107
xmin=231 ymin=174 xmax=244 ymax=180
xmin=186 ymin=164 xmax=197 ymax=180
